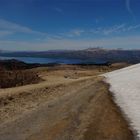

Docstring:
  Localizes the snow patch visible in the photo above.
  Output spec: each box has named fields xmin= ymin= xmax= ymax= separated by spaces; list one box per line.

xmin=103 ymin=63 xmax=140 ymax=139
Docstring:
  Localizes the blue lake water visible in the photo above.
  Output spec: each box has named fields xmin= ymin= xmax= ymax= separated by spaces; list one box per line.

xmin=0 ymin=56 xmax=83 ymax=64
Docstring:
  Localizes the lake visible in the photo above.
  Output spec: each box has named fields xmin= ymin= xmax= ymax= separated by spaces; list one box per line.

xmin=0 ymin=56 xmax=83 ymax=64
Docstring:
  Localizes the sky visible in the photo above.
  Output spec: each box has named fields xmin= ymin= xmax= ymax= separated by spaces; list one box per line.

xmin=0 ymin=0 xmax=140 ymax=51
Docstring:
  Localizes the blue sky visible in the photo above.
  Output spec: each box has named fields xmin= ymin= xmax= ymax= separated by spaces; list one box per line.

xmin=0 ymin=0 xmax=140 ymax=51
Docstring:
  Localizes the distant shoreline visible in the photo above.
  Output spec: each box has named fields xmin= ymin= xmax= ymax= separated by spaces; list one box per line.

xmin=1 ymin=48 xmax=140 ymax=64
xmin=0 ymin=56 xmax=111 ymax=66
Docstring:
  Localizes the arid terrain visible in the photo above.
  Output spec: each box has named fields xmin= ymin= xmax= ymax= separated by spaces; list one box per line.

xmin=0 ymin=63 xmax=134 ymax=140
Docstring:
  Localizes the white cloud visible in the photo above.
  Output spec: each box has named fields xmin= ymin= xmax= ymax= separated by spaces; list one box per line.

xmin=125 ymin=0 xmax=135 ymax=21
xmin=126 ymin=25 xmax=140 ymax=31
xmin=102 ymin=24 xmax=126 ymax=35
xmin=91 ymin=24 xmax=140 ymax=35
xmin=0 ymin=19 xmax=46 ymax=36
xmin=0 ymin=19 xmax=140 ymax=51
xmin=90 ymin=24 xmax=125 ymax=35
xmin=53 ymin=7 xmax=63 ymax=13
xmin=67 ymin=29 xmax=85 ymax=37
xmin=126 ymin=0 xmax=133 ymax=15
xmin=60 ymin=24 xmax=140 ymax=38
xmin=0 ymin=19 xmax=139 ymax=40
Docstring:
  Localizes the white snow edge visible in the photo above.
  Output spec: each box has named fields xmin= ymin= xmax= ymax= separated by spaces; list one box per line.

xmin=103 ymin=63 xmax=140 ymax=139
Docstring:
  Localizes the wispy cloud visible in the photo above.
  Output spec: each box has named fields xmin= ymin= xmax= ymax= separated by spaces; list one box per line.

xmin=125 ymin=0 xmax=135 ymax=20
xmin=53 ymin=7 xmax=63 ymax=13
xmin=126 ymin=0 xmax=133 ymax=15
xmin=62 ymin=24 xmax=140 ymax=38
xmin=105 ymin=24 xmax=140 ymax=34
xmin=67 ymin=29 xmax=85 ymax=37
xmin=126 ymin=24 xmax=140 ymax=31
xmin=92 ymin=24 xmax=126 ymax=35
xmin=0 ymin=19 xmax=46 ymax=36
xmin=0 ymin=19 xmax=140 ymax=51
xmin=1 ymin=18 xmax=139 ymax=40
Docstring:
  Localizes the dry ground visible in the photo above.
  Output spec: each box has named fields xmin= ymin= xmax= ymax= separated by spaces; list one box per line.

xmin=0 ymin=64 xmax=134 ymax=140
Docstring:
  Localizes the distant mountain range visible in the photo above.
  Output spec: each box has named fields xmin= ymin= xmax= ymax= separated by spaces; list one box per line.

xmin=0 ymin=48 xmax=140 ymax=64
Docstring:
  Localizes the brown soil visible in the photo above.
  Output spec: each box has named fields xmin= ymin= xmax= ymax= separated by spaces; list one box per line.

xmin=83 ymin=81 xmax=133 ymax=140
xmin=0 ymin=63 xmax=134 ymax=140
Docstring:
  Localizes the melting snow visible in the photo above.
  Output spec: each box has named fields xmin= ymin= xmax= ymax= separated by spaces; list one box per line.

xmin=104 ymin=63 xmax=140 ymax=139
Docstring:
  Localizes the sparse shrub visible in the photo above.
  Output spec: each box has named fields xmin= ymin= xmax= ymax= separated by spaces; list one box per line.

xmin=0 ymin=70 xmax=42 ymax=88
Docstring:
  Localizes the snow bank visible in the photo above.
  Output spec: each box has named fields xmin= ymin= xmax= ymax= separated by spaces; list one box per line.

xmin=104 ymin=63 xmax=140 ymax=139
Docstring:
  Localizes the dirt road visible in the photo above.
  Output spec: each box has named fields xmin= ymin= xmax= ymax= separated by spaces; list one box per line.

xmin=0 ymin=67 xmax=134 ymax=140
